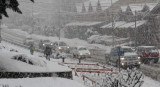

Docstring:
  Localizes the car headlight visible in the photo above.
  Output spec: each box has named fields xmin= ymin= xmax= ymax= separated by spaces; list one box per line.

xmin=59 ymin=47 xmax=62 ymax=50
xmin=121 ymin=63 xmax=125 ymax=66
xmin=138 ymin=57 xmax=141 ymax=59
xmin=67 ymin=46 xmax=70 ymax=48
xmin=43 ymin=44 xmax=45 ymax=46
xmin=138 ymin=62 xmax=141 ymax=64
xmin=88 ymin=52 xmax=91 ymax=55
xmin=80 ymin=53 xmax=83 ymax=55
xmin=51 ymin=43 xmax=53 ymax=45
xmin=120 ymin=58 xmax=125 ymax=61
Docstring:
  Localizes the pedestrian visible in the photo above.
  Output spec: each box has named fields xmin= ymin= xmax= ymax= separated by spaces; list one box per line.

xmin=44 ymin=46 xmax=52 ymax=61
xmin=29 ymin=44 xmax=35 ymax=55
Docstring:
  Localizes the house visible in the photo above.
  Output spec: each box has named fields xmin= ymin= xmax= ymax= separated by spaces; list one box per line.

xmin=64 ymin=21 xmax=104 ymax=40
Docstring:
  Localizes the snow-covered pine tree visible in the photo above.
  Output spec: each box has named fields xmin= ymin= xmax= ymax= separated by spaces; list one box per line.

xmin=0 ymin=0 xmax=34 ymax=43
xmin=88 ymin=2 xmax=93 ymax=12
xmin=96 ymin=0 xmax=102 ymax=12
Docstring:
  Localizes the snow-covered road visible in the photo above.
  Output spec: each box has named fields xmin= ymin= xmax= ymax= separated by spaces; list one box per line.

xmin=0 ymin=41 xmax=160 ymax=87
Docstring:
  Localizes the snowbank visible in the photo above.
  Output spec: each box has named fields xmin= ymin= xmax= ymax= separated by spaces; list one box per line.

xmin=0 ymin=77 xmax=85 ymax=87
xmin=0 ymin=43 xmax=71 ymax=72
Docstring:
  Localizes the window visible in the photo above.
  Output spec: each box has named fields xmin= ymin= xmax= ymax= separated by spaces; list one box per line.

xmin=79 ymin=47 xmax=87 ymax=51
xmin=59 ymin=42 xmax=67 ymax=46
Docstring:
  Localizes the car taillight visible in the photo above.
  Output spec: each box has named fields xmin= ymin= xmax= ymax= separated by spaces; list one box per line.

xmin=142 ymin=52 xmax=148 ymax=57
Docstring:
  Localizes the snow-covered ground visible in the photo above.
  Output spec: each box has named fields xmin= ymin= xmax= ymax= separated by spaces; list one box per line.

xmin=0 ymin=41 xmax=160 ymax=87
xmin=0 ymin=77 xmax=85 ymax=87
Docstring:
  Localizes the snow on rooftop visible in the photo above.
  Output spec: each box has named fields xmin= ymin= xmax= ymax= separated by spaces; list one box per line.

xmin=121 ymin=6 xmax=127 ymax=12
xmin=118 ymin=20 xmax=146 ymax=28
xmin=138 ymin=46 xmax=156 ymax=48
xmin=101 ymin=21 xmax=126 ymax=28
xmin=66 ymin=21 xmax=102 ymax=27
xmin=76 ymin=0 xmax=118 ymax=12
xmin=146 ymin=3 xmax=158 ymax=11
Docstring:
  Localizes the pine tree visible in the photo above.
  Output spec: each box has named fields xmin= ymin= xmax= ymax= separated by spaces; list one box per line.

xmin=142 ymin=4 xmax=150 ymax=12
xmin=73 ymin=5 xmax=77 ymax=12
xmin=0 ymin=0 xmax=34 ymax=43
xmin=0 ymin=0 xmax=34 ymax=19
xmin=96 ymin=0 xmax=102 ymax=12
xmin=82 ymin=3 xmax=86 ymax=13
xmin=88 ymin=2 xmax=93 ymax=12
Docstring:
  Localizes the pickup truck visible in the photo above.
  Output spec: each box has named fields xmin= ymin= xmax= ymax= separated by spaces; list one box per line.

xmin=136 ymin=46 xmax=159 ymax=64
xmin=105 ymin=46 xmax=141 ymax=69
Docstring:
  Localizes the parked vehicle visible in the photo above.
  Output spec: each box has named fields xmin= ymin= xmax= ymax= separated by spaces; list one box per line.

xmin=39 ymin=39 xmax=54 ymax=49
xmin=23 ymin=37 xmax=34 ymax=46
xmin=87 ymin=35 xmax=101 ymax=44
xmin=87 ymin=35 xmax=128 ymax=46
xmin=105 ymin=46 xmax=141 ymax=69
xmin=136 ymin=46 xmax=159 ymax=64
xmin=72 ymin=46 xmax=91 ymax=58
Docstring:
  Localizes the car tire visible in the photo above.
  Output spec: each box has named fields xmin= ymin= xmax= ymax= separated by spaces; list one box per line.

xmin=105 ymin=56 xmax=110 ymax=64
xmin=154 ymin=58 xmax=159 ymax=63
xmin=73 ymin=54 xmax=76 ymax=58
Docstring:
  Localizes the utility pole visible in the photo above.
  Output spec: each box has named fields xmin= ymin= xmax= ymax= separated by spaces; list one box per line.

xmin=58 ymin=0 xmax=61 ymax=41
xmin=0 ymin=19 xmax=2 ymax=43
xmin=135 ymin=11 xmax=137 ymax=48
xmin=111 ymin=0 xmax=115 ymax=47
xmin=31 ymin=3 xmax=34 ymax=34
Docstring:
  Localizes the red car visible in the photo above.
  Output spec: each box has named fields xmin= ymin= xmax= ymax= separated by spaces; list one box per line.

xmin=136 ymin=46 xmax=159 ymax=64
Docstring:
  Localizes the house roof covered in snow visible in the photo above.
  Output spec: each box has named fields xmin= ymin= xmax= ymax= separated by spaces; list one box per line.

xmin=66 ymin=21 xmax=102 ymax=27
xmin=101 ymin=20 xmax=146 ymax=29
xmin=118 ymin=20 xmax=147 ymax=28
xmin=76 ymin=0 xmax=118 ymax=12
xmin=101 ymin=21 xmax=126 ymax=28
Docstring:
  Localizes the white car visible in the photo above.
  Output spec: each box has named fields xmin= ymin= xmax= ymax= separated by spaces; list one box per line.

xmin=87 ymin=35 xmax=102 ymax=44
xmin=72 ymin=46 xmax=91 ymax=58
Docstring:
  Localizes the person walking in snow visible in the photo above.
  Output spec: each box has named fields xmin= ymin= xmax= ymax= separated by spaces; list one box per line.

xmin=44 ymin=46 xmax=52 ymax=61
xmin=29 ymin=44 xmax=35 ymax=55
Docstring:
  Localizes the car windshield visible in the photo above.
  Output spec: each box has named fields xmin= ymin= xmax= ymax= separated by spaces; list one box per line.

xmin=27 ymin=38 xmax=32 ymax=40
xmin=122 ymin=48 xmax=134 ymax=53
xmin=43 ymin=40 xmax=50 ymax=42
xmin=59 ymin=42 xmax=67 ymax=46
xmin=79 ymin=47 xmax=87 ymax=51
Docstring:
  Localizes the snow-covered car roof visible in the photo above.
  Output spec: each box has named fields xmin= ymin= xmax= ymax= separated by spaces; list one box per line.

xmin=88 ymin=35 xmax=100 ymax=39
xmin=124 ymin=52 xmax=137 ymax=56
xmin=0 ymin=49 xmax=71 ymax=73
xmin=77 ymin=46 xmax=88 ymax=49
xmin=121 ymin=46 xmax=133 ymax=48
xmin=137 ymin=46 xmax=156 ymax=48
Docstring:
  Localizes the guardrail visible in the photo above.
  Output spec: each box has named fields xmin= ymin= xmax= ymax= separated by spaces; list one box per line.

xmin=89 ymin=49 xmax=106 ymax=63
xmin=2 ymin=32 xmax=43 ymax=53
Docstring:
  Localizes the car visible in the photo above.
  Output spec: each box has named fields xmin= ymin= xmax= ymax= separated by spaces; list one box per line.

xmin=54 ymin=41 xmax=70 ymax=53
xmin=72 ymin=46 xmax=91 ymax=58
xmin=87 ymin=35 xmax=102 ymax=44
xmin=23 ymin=37 xmax=34 ymax=46
xmin=105 ymin=46 xmax=141 ymax=69
xmin=39 ymin=39 xmax=54 ymax=49
xmin=136 ymin=46 xmax=159 ymax=64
